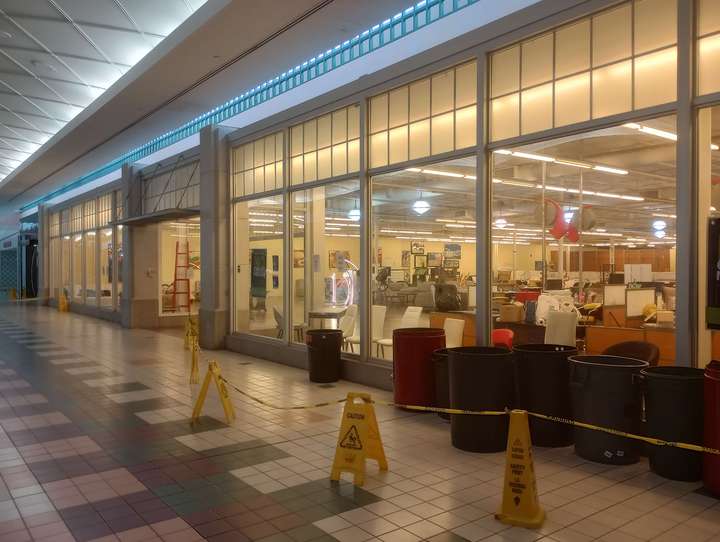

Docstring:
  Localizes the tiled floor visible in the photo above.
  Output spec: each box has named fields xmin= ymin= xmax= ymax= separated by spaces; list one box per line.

xmin=0 ymin=306 xmax=717 ymax=542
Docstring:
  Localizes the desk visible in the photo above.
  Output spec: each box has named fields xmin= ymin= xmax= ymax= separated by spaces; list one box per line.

xmin=307 ymin=307 xmax=346 ymax=329
xmin=585 ymin=325 xmax=675 ymax=365
xmin=429 ymin=311 xmax=476 ymax=346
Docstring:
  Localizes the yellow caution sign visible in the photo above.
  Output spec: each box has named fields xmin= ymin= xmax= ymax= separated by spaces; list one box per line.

xmin=184 ymin=316 xmax=198 ymax=350
xmin=9 ymin=289 xmax=16 ymax=301
xmin=496 ymin=410 xmax=545 ymax=529
xmin=191 ymin=361 xmax=236 ymax=425
xmin=331 ymin=392 xmax=388 ymax=486
xmin=58 ymin=293 xmax=69 ymax=312
xmin=189 ymin=336 xmax=200 ymax=384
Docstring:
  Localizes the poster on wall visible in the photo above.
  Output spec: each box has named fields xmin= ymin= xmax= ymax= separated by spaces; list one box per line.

xmin=414 ymin=254 xmax=428 ymax=268
xmin=272 ymin=255 xmax=279 ymax=272
xmin=444 ymin=243 xmax=461 ymax=259
xmin=329 ymin=250 xmax=351 ymax=269
xmin=444 ymin=258 xmax=460 ymax=268
xmin=293 ymin=250 xmax=304 ymax=268
xmin=427 ymin=252 xmax=442 ymax=267
xmin=401 ymin=250 xmax=411 ymax=268
xmin=411 ymin=241 xmax=425 ymax=254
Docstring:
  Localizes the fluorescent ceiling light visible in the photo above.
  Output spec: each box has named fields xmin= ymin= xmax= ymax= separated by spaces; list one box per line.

xmin=495 ymin=149 xmax=629 ymax=175
xmin=583 ymin=231 xmax=623 ymax=237
xmin=593 ymin=165 xmax=628 ymax=175
xmin=404 ymin=168 xmax=475 ymax=180
xmin=511 ymin=151 xmax=555 ymax=162
xmin=624 ymin=122 xmax=719 ymax=150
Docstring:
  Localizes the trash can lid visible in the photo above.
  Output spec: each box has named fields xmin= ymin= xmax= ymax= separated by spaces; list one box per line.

xmin=393 ymin=327 xmax=445 ymax=337
xmin=706 ymin=360 xmax=720 ymax=380
xmin=306 ymin=328 xmax=343 ymax=336
xmin=640 ymin=366 xmax=704 ymax=380
xmin=513 ymin=343 xmax=577 ymax=353
xmin=448 ymin=346 xmax=514 ymax=358
xmin=568 ymin=354 xmax=648 ymax=368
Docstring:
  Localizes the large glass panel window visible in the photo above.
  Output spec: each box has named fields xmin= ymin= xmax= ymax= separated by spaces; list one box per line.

xmin=158 ymin=218 xmax=200 ymax=315
xmin=697 ymin=105 xmax=720 ymax=367
xmin=369 ymin=62 xmax=477 ymax=168
xmin=698 ymin=0 xmax=720 ymax=96
xmin=143 ymin=162 xmax=200 ymax=213
xmin=84 ymin=232 xmax=97 ymax=305
xmin=100 ymin=228 xmax=114 ymax=309
xmin=290 ymin=180 xmax=361 ymax=347
xmin=490 ymin=0 xmax=678 ymax=141
xmin=72 ymin=234 xmax=83 ymax=302
xmin=233 ymin=195 xmax=285 ymax=337
xmin=492 ymin=114 xmax=677 ymax=363
xmin=232 ymin=133 xmax=284 ymax=198
xmin=370 ymin=156 xmax=477 ymax=360
xmin=116 ymin=225 xmax=124 ymax=311
xmin=290 ymin=106 xmax=360 ymax=185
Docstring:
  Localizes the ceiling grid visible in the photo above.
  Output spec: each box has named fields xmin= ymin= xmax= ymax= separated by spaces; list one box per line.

xmin=0 ymin=0 xmax=205 ymax=183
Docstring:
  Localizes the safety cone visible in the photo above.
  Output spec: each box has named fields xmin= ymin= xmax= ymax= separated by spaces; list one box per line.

xmin=495 ymin=410 xmax=545 ymax=529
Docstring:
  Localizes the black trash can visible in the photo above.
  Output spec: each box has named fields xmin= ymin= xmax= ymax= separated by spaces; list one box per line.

xmin=569 ymin=355 xmax=648 ymax=464
xmin=514 ymin=344 xmax=577 ymax=447
xmin=306 ymin=329 xmax=343 ymax=383
xmin=432 ymin=348 xmax=449 ymax=420
xmin=641 ymin=366 xmax=704 ymax=481
xmin=449 ymin=347 xmax=514 ymax=452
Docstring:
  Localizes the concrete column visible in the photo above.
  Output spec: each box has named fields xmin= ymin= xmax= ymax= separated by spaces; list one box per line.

xmin=37 ymin=204 xmax=50 ymax=302
xmin=199 ymin=125 xmax=232 ymax=348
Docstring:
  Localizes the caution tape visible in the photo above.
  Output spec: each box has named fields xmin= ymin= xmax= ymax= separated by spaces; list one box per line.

xmin=214 ymin=372 xmax=720 ymax=455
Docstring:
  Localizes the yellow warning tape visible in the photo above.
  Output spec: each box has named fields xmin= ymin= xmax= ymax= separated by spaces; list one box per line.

xmin=215 ymin=372 xmax=720 ymax=456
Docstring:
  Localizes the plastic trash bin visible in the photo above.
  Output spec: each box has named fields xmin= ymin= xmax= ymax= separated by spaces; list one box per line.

xmin=641 ymin=366 xmax=704 ymax=481
xmin=705 ymin=360 xmax=720 ymax=496
xmin=449 ymin=346 xmax=514 ymax=452
xmin=306 ymin=329 xmax=343 ymax=383
xmin=514 ymin=344 xmax=577 ymax=447
xmin=432 ymin=348 xmax=450 ymax=420
xmin=569 ymin=355 xmax=647 ymax=464
xmin=393 ymin=328 xmax=446 ymax=407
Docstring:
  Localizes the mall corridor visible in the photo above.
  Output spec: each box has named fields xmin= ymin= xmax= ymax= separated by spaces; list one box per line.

xmin=0 ymin=306 xmax=714 ymax=542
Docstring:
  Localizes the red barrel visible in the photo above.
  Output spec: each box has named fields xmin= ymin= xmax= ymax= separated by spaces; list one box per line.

xmin=705 ymin=360 xmax=720 ymax=495
xmin=393 ymin=328 xmax=445 ymax=406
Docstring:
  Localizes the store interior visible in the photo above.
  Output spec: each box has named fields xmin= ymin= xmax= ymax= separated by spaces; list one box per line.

xmin=158 ymin=218 xmax=201 ymax=316
xmin=230 ymin=115 xmax=688 ymax=365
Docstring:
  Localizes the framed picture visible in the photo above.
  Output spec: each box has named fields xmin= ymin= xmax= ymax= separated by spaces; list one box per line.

xmin=272 ymin=275 xmax=279 ymax=289
xmin=401 ymin=250 xmax=411 ymax=268
xmin=414 ymin=254 xmax=428 ymax=268
xmin=293 ymin=250 xmax=304 ymax=268
xmin=411 ymin=240 xmax=425 ymax=254
xmin=444 ymin=258 xmax=460 ymax=268
xmin=329 ymin=250 xmax=351 ymax=269
xmin=444 ymin=243 xmax=461 ymax=259
xmin=272 ymin=255 xmax=279 ymax=272
xmin=427 ymin=252 xmax=442 ymax=267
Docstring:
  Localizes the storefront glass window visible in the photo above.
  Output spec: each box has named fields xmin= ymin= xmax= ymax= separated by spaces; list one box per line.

xmin=491 ymin=114 xmax=677 ymax=363
xmin=85 ymin=232 xmax=97 ymax=305
xmin=490 ymin=0 xmax=678 ymax=141
xmin=697 ymin=105 xmax=720 ymax=367
xmin=116 ymin=225 xmax=124 ymax=311
xmin=233 ymin=195 xmax=285 ymax=337
xmin=100 ymin=228 xmax=114 ymax=309
xmin=72 ymin=234 xmax=83 ymax=301
xmin=158 ymin=218 xmax=200 ymax=315
xmin=370 ymin=156 xmax=477 ymax=360
xmin=290 ymin=180 xmax=361 ymax=347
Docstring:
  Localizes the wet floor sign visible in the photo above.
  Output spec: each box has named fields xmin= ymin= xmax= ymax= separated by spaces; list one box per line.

xmin=495 ymin=410 xmax=545 ymax=529
xmin=191 ymin=361 xmax=236 ymax=425
xmin=331 ymin=392 xmax=388 ymax=486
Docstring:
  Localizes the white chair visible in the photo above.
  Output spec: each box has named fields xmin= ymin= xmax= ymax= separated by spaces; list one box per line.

xmin=376 ymin=306 xmax=423 ymax=358
xmin=443 ymin=318 xmax=465 ymax=348
xmin=338 ymin=305 xmax=358 ymax=350
xmin=544 ymin=310 xmax=578 ymax=347
xmin=348 ymin=305 xmax=387 ymax=355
